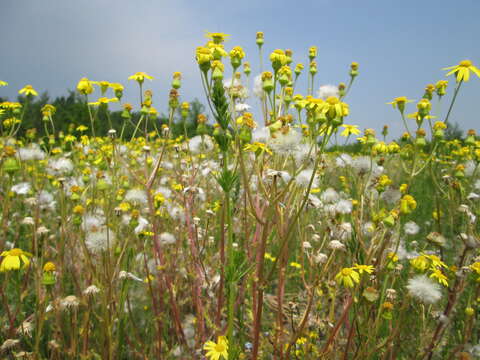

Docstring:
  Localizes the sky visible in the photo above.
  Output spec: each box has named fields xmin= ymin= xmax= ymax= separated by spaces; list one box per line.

xmin=1 ymin=0 xmax=479 ymax=138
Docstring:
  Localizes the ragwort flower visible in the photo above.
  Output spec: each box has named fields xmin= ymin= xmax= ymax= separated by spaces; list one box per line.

xmin=19 ymin=85 xmax=38 ymax=97
xmin=443 ymin=60 xmax=480 ymax=82
xmin=0 ymin=248 xmax=32 ymax=272
xmin=203 ymin=336 xmax=228 ymax=360
xmin=128 ymin=72 xmax=154 ymax=84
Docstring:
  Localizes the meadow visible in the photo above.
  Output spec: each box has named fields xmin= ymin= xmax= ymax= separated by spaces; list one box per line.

xmin=1 ymin=32 xmax=480 ymax=359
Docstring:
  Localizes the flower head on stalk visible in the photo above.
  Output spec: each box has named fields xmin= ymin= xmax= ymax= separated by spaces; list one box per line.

xmin=443 ymin=60 xmax=480 ymax=82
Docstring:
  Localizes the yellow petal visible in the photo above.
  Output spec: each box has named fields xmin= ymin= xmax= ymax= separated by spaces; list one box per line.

xmin=445 ymin=68 xmax=458 ymax=77
xmin=470 ymin=65 xmax=480 ymax=78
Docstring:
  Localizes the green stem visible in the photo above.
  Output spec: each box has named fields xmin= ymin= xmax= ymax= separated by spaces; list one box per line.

xmin=443 ymin=81 xmax=463 ymax=126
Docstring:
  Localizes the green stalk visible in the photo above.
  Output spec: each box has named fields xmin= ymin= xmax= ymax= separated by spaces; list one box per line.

xmin=443 ymin=80 xmax=463 ymax=126
xmin=223 ymin=150 xmax=236 ymax=344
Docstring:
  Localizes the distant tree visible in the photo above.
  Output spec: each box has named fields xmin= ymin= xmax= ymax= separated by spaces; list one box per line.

xmin=444 ymin=121 xmax=464 ymax=140
xmin=1 ymin=92 xmax=209 ymax=139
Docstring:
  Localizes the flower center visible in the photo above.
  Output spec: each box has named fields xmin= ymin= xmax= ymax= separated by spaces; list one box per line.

xmin=8 ymin=248 xmax=22 ymax=256
xmin=326 ymin=96 xmax=339 ymax=105
xmin=459 ymin=60 xmax=472 ymax=67
xmin=341 ymin=268 xmax=352 ymax=276
xmin=215 ymin=343 xmax=226 ymax=352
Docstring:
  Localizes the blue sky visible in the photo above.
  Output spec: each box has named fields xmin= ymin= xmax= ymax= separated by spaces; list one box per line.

xmin=1 ymin=0 xmax=479 ymax=138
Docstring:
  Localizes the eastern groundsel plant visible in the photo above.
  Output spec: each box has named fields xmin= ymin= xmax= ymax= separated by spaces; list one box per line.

xmin=0 ymin=32 xmax=480 ymax=360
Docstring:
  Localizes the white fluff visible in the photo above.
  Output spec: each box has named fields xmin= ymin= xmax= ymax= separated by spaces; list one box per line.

xmin=464 ymin=160 xmax=477 ymax=177
xmin=47 ymin=157 xmax=74 ymax=175
xmin=335 ymin=153 xmax=352 ymax=167
xmin=82 ymin=213 xmax=105 ymax=232
xmin=37 ymin=190 xmax=56 ymax=210
xmin=362 ymin=222 xmax=375 ymax=237
xmin=17 ymin=145 xmax=46 ymax=161
xmin=124 ymin=189 xmax=148 ymax=205
xmin=235 ymin=103 xmax=251 ymax=112
xmin=317 ymin=84 xmax=339 ymax=100
xmin=295 ymin=169 xmax=318 ymax=188
xmin=328 ymin=240 xmax=345 ymax=250
xmin=156 ymin=186 xmax=172 ymax=199
xmin=352 ymin=156 xmax=375 ymax=175
xmin=293 ymin=144 xmax=313 ymax=164
xmin=253 ymin=74 xmax=263 ymax=98
xmin=265 ymin=169 xmax=292 ymax=183
xmin=11 ymin=182 xmax=31 ymax=195
xmin=160 ymin=232 xmax=176 ymax=245
xmin=252 ymin=127 xmax=269 ymax=144
xmin=406 ymin=275 xmax=442 ymax=304
xmin=85 ymin=228 xmax=115 ymax=254
xmin=336 ymin=199 xmax=353 ymax=214
xmin=188 ymin=135 xmax=214 ymax=154
xmin=134 ymin=217 xmax=149 ymax=234
xmin=268 ymin=130 xmax=302 ymax=155
xmin=321 ymin=188 xmax=340 ymax=204
xmin=404 ymin=221 xmax=420 ymax=235
xmin=381 ymin=188 xmax=402 ymax=205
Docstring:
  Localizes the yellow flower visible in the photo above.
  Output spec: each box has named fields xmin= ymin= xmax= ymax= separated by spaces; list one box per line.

xmin=425 ymin=254 xmax=447 ymax=269
xmin=429 ymin=268 xmax=449 ymax=287
xmin=386 ymin=96 xmax=414 ymax=113
xmin=88 ymin=97 xmax=119 ymax=106
xmin=290 ymin=262 xmax=302 ymax=269
xmin=264 ymin=252 xmax=276 ymax=261
xmin=471 ymin=262 xmax=480 ymax=281
xmin=206 ymin=42 xmax=228 ymax=60
xmin=73 ymin=205 xmax=85 ymax=214
xmin=322 ymin=97 xmax=349 ymax=120
xmin=237 ymin=112 xmax=256 ymax=129
xmin=41 ymin=104 xmax=56 ymax=117
xmin=373 ymin=141 xmax=388 ymax=154
xmin=399 ymin=183 xmax=408 ymax=193
xmin=387 ymin=252 xmax=399 ymax=263
xmin=340 ymin=124 xmax=361 ymax=137
xmin=229 ymin=46 xmax=245 ymax=60
xmin=377 ymin=174 xmax=392 ymax=187
xmin=77 ymin=78 xmax=94 ymax=95
xmin=93 ymin=81 xmax=111 ymax=94
xmin=443 ymin=60 xmax=480 ymax=82
xmin=433 ymin=121 xmax=447 ymax=130
xmin=243 ymin=142 xmax=272 ymax=155
xmin=435 ymin=80 xmax=448 ymax=96
xmin=471 ymin=262 xmax=480 ymax=274
xmin=354 ymin=264 xmax=374 ymax=274
xmin=407 ymin=112 xmax=436 ymax=122
xmin=0 ymin=80 xmax=8 ymax=86
xmin=43 ymin=262 xmax=56 ymax=272
xmin=411 ymin=255 xmax=430 ymax=271
xmin=128 ymin=72 xmax=154 ymax=83
xmin=205 ymin=32 xmax=230 ymax=44
xmin=19 ymin=85 xmax=38 ymax=97
xmin=109 ymin=82 xmax=124 ymax=91
xmin=203 ymin=336 xmax=228 ymax=360
xmin=335 ymin=267 xmax=360 ymax=288
xmin=196 ymin=46 xmax=214 ymax=68
xmin=0 ymin=248 xmax=32 ymax=272
xmin=270 ymin=49 xmax=288 ymax=70
xmin=296 ymin=336 xmax=307 ymax=345
xmin=400 ymin=194 xmax=417 ymax=214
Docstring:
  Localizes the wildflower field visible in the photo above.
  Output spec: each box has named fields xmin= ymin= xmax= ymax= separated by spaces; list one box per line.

xmin=1 ymin=32 xmax=480 ymax=359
